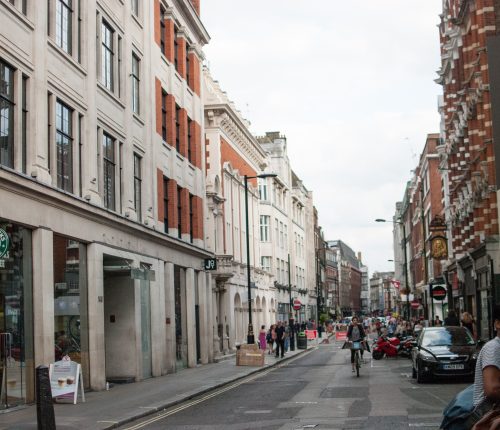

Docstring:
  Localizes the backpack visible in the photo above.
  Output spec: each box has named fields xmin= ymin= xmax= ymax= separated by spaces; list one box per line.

xmin=440 ymin=385 xmax=494 ymax=430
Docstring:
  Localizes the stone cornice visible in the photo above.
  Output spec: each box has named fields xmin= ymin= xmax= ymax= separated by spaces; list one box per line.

xmin=171 ymin=0 xmax=210 ymax=45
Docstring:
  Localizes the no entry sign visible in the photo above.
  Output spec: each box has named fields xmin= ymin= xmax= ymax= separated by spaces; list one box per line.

xmin=431 ymin=284 xmax=447 ymax=301
xmin=293 ymin=299 xmax=302 ymax=310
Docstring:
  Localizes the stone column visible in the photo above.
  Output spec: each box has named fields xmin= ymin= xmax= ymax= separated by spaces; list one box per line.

xmin=87 ymin=243 xmax=105 ymax=390
xmin=185 ymin=268 xmax=196 ymax=368
xmin=152 ymin=261 xmax=165 ymax=376
xmin=32 ymin=228 xmax=54 ymax=367
xmin=164 ymin=262 xmax=175 ymax=374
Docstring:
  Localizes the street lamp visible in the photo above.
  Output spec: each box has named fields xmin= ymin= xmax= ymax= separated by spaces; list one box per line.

xmin=245 ymin=173 xmax=277 ymax=344
xmin=375 ymin=218 xmax=410 ymax=320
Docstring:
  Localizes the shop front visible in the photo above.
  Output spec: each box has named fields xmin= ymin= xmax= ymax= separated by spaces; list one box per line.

xmin=0 ymin=220 xmax=33 ymax=410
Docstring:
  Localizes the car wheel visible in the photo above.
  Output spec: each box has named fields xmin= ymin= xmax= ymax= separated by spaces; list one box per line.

xmin=416 ymin=360 xmax=426 ymax=383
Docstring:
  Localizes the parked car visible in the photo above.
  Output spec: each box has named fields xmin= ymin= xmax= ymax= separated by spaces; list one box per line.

xmin=411 ymin=326 xmax=478 ymax=383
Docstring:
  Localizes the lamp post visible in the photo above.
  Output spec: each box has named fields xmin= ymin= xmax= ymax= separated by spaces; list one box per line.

xmin=375 ymin=218 xmax=410 ymax=320
xmin=244 ymin=173 xmax=277 ymax=344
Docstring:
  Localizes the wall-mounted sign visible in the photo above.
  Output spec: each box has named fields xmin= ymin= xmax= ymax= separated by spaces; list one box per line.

xmin=0 ymin=228 xmax=9 ymax=259
xmin=293 ymin=299 xmax=302 ymax=310
xmin=204 ymin=258 xmax=217 ymax=270
xmin=429 ymin=215 xmax=447 ymax=232
xmin=431 ymin=236 xmax=448 ymax=259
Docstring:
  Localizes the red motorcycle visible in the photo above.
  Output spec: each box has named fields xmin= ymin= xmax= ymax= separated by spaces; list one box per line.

xmin=372 ymin=335 xmax=414 ymax=359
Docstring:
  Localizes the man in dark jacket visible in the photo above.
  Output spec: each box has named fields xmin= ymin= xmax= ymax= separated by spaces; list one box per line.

xmin=275 ymin=322 xmax=286 ymax=358
xmin=444 ymin=310 xmax=460 ymax=326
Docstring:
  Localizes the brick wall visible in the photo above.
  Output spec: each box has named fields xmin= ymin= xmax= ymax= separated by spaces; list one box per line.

xmin=165 ymin=94 xmax=176 ymax=147
xmin=188 ymin=53 xmax=200 ymax=96
xmin=177 ymin=37 xmax=187 ymax=79
xmin=179 ymin=109 xmax=188 ymax=157
xmin=167 ymin=179 xmax=178 ymax=230
xmin=220 ymin=138 xmax=257 ymax=185
xmin=192 ymin=195 xmax=204 ymax=240
xmin=165 ymin=19 xmax=175 ymax=63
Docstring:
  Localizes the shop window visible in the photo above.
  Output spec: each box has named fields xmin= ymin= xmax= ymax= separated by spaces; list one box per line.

xmin=0 ymin=221 xmax=33 ymax=409
xmin=53 ymin=235 xmax=88 ymax=386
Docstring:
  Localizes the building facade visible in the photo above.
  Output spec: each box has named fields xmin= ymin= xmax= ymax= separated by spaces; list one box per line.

xmin=0 ymin=0 xmax=211 ymax=408
xmin=436 ymin=0 xmax=500 ymax=339
xmin=203 ymin=70 xmax=274 ymax=355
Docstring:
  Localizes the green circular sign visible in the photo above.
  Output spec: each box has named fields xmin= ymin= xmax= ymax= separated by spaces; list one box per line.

xmin=0 ymin=228 xmax=10 ymax=259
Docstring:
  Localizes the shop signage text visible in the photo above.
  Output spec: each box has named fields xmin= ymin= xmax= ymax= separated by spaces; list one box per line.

xmin=0 ymin=228 xmax=9 ymax=259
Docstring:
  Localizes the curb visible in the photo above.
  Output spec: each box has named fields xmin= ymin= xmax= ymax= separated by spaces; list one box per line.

xmin=101 ymin=347 xmax=313 ymax=429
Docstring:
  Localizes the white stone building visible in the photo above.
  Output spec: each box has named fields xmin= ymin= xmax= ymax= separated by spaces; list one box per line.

xmin=0 ymin=0 xmax=212 ymax=407
xmin=203 ymin=70 xmax=274 ymax=354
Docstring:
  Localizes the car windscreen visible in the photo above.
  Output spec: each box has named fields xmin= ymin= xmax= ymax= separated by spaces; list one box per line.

xmin=421 ymin=328 xmax=475 ymax=347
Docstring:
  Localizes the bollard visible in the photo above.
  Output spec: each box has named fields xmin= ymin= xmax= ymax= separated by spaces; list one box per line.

xmin=36 ymin=365 xmax=56 ymax=430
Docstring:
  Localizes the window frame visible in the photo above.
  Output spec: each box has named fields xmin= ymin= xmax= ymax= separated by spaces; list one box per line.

xmin=177 ymin=186 xmax=182 ymax=238
xmin=163 ymin=176 xmax=169 ymax=233
xmin=55 ymin=99 xmax=74 ymax=192
xmin=102 ymin=132 xmax=116 ymax=210
xmin=161 ymin=90 xmax=167 ymax=142
xmin=175 ymin=104 xmax=180 ymax=152
xmin=0 ymin=59 xmax=15 ymax=168
xmin=55 ymin=0 xmax=73 ymax=55
xmin=133 ymin=153 xmax=142 ymax=221
xmin=101 ymin=20 xmax=114 ymax=92
xmin=131 ymin=53 xmax=140 ymax=115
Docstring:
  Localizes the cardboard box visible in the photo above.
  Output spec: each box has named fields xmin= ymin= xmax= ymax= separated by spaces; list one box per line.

xmin=236 ymin=344 xmax=265 ymax=367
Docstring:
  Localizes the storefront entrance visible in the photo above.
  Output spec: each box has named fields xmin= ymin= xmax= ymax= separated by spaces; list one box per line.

xmin=0 ymin=221 xmax=33 ymax=409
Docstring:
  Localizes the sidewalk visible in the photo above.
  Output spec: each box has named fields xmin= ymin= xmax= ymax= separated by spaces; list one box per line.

xmin=0 ymin=337 xmax=327 ymax=430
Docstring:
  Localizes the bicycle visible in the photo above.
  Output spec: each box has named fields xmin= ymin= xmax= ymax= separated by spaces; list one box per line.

xmin=352 ymin=341 xmax=362 ymax=377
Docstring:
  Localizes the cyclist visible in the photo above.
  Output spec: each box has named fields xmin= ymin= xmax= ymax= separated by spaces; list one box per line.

xmin=347 ymin=316 xmax=366 ymax=373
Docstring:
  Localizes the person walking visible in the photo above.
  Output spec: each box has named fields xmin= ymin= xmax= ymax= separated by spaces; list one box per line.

xmin=444 ymin=310 xmax=460 ymax=326
xmin=258 ymin=325 xmax=267 ymax=351
xmin=267 ymin=324 xmax=275 ymax=355
xmin=275 ymin=321 xmax=285 ymax=358
xmin=434 ymin=315 xmax=442 ymax=326
xmin=461 ymin=311 xmax=475 ymax=336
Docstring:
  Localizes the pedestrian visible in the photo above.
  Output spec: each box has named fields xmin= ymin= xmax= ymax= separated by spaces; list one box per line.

xmin=444 ymin=310 xmax=460 ymax=326
xmin=284 ymin=322 xmax=290 ymax=352
xmin=434 ymin=315 xmax=442 ymax=326
xmin=267 ymin=325 xmax=275 ymax=355
xmin=258 ymin=325 xmax=267 ymax=351
xmin=347 ymin=316 xmax=366 ymax=372
xmin=461 ymin=311 xmax=475 ymax=336
xmin=375 ymin=319 xmax=382 ymax=337
xmin=275 ymin=322 xmax=285 ymax=358
xmin=472 ymin=304 xmax=500 ymax=410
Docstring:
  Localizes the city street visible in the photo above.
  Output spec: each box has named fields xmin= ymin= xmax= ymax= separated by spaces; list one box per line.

xmin=117 ymin=341 xmax=467 ymax=430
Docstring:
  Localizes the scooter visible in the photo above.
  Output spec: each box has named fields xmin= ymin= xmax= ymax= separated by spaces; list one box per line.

xmin=371 ymin=335 xmax=414 ymax=360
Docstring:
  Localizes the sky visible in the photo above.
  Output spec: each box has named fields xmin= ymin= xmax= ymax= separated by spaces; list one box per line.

xmin=201 ymin=1 xmax=443 ymax=275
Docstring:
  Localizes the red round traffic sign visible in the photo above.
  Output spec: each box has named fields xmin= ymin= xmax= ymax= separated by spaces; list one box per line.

xmin=293 ymin=299 xmax=302 ymax=310
xmin=432 ymin=285 xmax=447 ymax=301
xmin=411 ymin=300 xmax=420 ymax=309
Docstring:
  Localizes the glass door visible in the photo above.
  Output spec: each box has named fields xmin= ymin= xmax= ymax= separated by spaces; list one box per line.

xmin=0 ymin=222 xmax=33 ymax=409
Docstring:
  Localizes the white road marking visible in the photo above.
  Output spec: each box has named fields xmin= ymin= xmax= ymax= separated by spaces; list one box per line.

xmin=244 ymin=410 xmax=272 ymax=414
xmin=409 ymin=423 xmax=440 ymax=427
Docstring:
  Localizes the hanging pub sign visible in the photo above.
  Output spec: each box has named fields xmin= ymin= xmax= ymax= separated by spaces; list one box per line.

xmin=204 ymin=258 xmax=217 ymax=271
xmin=429 ymin=215 xmax=447 ymax=232
xmin=0 ymin=228 xmax=9 ymax=259
xmin=431 ymin=236 xmax=448 ymax=259
xmin=431 ymin=284 xmax=447 ymax=301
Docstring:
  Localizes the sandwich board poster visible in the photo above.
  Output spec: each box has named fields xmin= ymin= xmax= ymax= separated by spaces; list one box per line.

xmin=49 ymin=356 xmax=85 ymax=404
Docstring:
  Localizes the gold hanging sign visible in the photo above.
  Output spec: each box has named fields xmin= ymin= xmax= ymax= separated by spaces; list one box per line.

xmin=431 ymin=236 xmax=448 ymax=259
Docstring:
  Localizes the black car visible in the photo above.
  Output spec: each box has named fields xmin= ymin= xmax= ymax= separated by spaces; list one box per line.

xmin=411 ymin=326 xmax=478 ymax=383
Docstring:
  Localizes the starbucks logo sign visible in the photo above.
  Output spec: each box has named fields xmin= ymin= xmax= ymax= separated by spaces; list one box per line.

xmin=0 ymin=228 xmax=9 ymax=259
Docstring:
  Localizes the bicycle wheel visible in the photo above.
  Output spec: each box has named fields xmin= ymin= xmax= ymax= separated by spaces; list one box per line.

xmin=355 ymin=351 xmax=360 ymax=377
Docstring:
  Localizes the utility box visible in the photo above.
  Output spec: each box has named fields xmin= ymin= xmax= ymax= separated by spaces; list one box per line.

xmin=236 ymin=344 xmax=265 ymax=367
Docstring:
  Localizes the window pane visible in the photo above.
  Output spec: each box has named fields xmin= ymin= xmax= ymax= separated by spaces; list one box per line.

xmin=0 ymin=61 xmax=14 ymax=168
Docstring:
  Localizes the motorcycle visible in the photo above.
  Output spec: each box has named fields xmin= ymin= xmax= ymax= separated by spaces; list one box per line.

xmin=371 ymin=335 xmax=414 ymax=360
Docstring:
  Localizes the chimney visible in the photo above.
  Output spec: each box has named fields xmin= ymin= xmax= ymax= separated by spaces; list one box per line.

xmin=357 ymin=252 xmax=362 ymax=263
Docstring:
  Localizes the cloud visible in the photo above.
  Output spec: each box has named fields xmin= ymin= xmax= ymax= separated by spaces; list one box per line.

xmin=202 ymin=0 xmax=443 ymax=274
